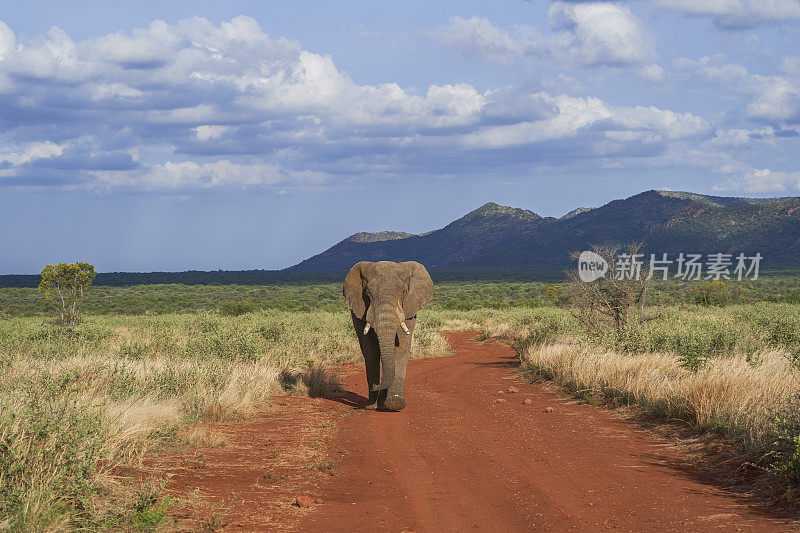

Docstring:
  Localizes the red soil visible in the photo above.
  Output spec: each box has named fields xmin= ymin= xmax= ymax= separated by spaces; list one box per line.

xmin=140 ymin=396 xmax=345 ymax=531
xmin=150 ymin=332 xmax=793 ymax=531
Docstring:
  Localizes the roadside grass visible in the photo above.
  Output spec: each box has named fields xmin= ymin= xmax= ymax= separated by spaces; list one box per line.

xmin=0 ymin=310 xmax=448 ymax=529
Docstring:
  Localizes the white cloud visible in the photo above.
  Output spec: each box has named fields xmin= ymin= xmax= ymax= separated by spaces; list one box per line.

xmin=0 ymin=141 xmax=64 ymax=165
xmin=435 ymin=16 xmax=537 ymax=66
xmin=673 ymin=56 xmax=749 ymax=83
xmin=747 ymin=76 xmax=800 ymax=122
xmin=639 ymin=63 xmax=666 ymax=82
xmin=91 ymin=160 xmax=330 ymax=191
xmin=656 ymin=0 xmax=800 ymax=29
xmin=194 ymin=125 xmax=231 ymax=141
xmin=436 ymin=6 xmax=656 ymax=68
xmin=0 ymin=15 xmax=774 ymax=194
xmin=708 ymin=126 xmax=777 ymax=148
xmin=459 ymin=93 xmax=710 ymax=149
xmin=712 ymin=166 xmax=800 ymax=192
xmin=0 ymin=20 xmax=15 ymax=60
xmin=676 ymin=56 xmax=800 ymax=124
xmin=549 ymin=2 xmax=656 ymax=66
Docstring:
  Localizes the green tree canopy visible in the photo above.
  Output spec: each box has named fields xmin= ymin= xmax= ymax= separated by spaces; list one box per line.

xmin=38 ymin=262 xmax=97 ymax=328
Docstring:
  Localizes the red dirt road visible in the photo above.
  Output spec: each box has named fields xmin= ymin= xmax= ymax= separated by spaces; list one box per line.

xmin=297 ymin=332 xmax=792 ymax=532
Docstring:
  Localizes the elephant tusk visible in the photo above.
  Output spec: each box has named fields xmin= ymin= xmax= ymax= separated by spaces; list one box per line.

xmin=400 ymin=321 xmax=410 ymax=335
xmin=363 ymin=322 xmax=371 ymax=335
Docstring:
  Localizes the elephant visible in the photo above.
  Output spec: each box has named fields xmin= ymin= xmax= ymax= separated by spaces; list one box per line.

xmin=343 ymin=260 xmax=434 ymax=411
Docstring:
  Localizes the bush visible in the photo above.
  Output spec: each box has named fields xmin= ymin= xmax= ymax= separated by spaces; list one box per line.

xmin=784 ymin=289 xmax=800 ymax=304
xmin=219 ymin=301 xmax=254 ymax=316
xmin=771 ymin=394 xmax=800 ymax=485
xmin=0 ymin=384 xmax=104 ymax=529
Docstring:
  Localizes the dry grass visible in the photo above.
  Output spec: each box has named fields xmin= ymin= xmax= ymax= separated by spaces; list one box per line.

xmin=0 ymin=309 xmax=450 ymax=529
xmin=521 ymin=341 xmax=796 ymax=443
xmin=516 ymin=338 xmax=800 ymax=510
xmin=280 ymin=365 xmax=343 ymax=398
xmin=183 ymin=427 xmax=230 ymax=448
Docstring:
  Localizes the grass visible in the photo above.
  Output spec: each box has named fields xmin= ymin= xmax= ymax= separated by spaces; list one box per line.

xmin=0 ymin=309 xmax=449 ymax=529
xmin=306 ymin=457 xmax=340 ymax=475
xmin=280 ymin=365 xmax=344 ymax=398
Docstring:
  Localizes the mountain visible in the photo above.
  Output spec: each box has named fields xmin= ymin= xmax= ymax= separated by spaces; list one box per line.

xmin=290 ymin=190 xmax=800 ymax=271
xmin=292 ymin=202 xmax=548 ymax=271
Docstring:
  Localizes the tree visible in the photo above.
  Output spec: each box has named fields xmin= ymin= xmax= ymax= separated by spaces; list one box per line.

xmin=38 ymin=262 xmax=97 ymax=328
xmin=562 ymin=243 xmax=659 ymax=336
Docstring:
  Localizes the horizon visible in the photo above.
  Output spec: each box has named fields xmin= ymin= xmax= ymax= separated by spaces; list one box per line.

xmin=3 ymin=187 xmax=798 ymax=275
xmin=2 ymin=2 xmax=800 ymax=273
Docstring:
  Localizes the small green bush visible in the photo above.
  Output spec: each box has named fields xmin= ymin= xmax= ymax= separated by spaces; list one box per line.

xmin=219 ymin=301 xmax=253 ymax=316
xmin=771 ymin=394 xmax=800 ymax=485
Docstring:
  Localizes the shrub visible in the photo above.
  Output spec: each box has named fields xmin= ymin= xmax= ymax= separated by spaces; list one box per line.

xmin=0 ymin=385 xmax=104 ymax=529
xmin=771 ymin=394 xmax=800 ymax=485
xmin=219 ymin=301 xmax=253 ymax=316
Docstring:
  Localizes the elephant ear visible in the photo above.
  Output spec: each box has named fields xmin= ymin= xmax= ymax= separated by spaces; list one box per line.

xmin=400 ymin=261 xmax=434 ymax=319
xmin=343 ymin=261 xmax=374 ymax=320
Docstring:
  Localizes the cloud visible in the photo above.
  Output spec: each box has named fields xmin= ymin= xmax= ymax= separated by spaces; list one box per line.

xmin=435 ymin=16 xmax=539 ymax=66
xmin=194 ymin=125 xmax=231 ymax=141
xmin=548 ymin=2 xmax=656 ymax=66
xmin=675 ymin=56 xmax=800 ymax=125
xmin=638 ymin=63 xmax=666 ymax=82
xmin=458 ymin=94 xmax=710 ymax=151
xmin=436 ymin=5 xmax=656 ymax=68
xmin=0 ymin=20 xmax=15 ymax=60
xmin=712 ymin=166 xmax=800 ymax=192
xmin=747 ymin=76 xmax=800 ymax=123
xmin=0 ymin=141 xmax=64 ymax=166
xmin=655 ymin=0 xmax=800 ymax=29
xmin=708 ymin=126 xmax=781 ymax=148
xmin=0 ymin=15 xmax=762 ymax=194
xmin=91 ymin=160 xmax=328 ymax=191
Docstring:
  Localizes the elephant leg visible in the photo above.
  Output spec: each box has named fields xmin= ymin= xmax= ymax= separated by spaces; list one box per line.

xmin=353 ymin=315 xmax=383 ymax=410
xmin=367 ymin=336 xmax=389 ymax=409
xmin=363 ymin=339 xmax=382 ymax=410
xmin=384 ymin=319 xmax=415 ymax=411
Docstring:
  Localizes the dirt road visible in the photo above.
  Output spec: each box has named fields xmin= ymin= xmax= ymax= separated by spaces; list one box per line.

xmin=153 ymin=332 xmax=792 ymax=531
xmin=297 ymin=332 xmax=790 ymax=532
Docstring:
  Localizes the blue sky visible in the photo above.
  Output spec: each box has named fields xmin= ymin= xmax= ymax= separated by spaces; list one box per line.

xmin=1 ymin=0 xmax=799 ymax=273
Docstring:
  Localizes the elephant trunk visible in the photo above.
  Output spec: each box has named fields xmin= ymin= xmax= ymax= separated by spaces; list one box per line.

xmin=371 ymin=319 xmax=397 ymax=392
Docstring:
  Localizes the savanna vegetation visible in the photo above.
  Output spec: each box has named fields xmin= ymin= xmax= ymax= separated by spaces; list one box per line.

xmin=2 ymin=271 xmax=800 ymax=317
xmin=0 ymin=309 xmax=449 ymax=530
xmin=2 ymin=270 xmax=800 ymax=528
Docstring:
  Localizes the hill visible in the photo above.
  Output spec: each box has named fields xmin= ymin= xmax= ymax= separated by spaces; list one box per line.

xmin=290 ymin=190 xmax=800 ymax=271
